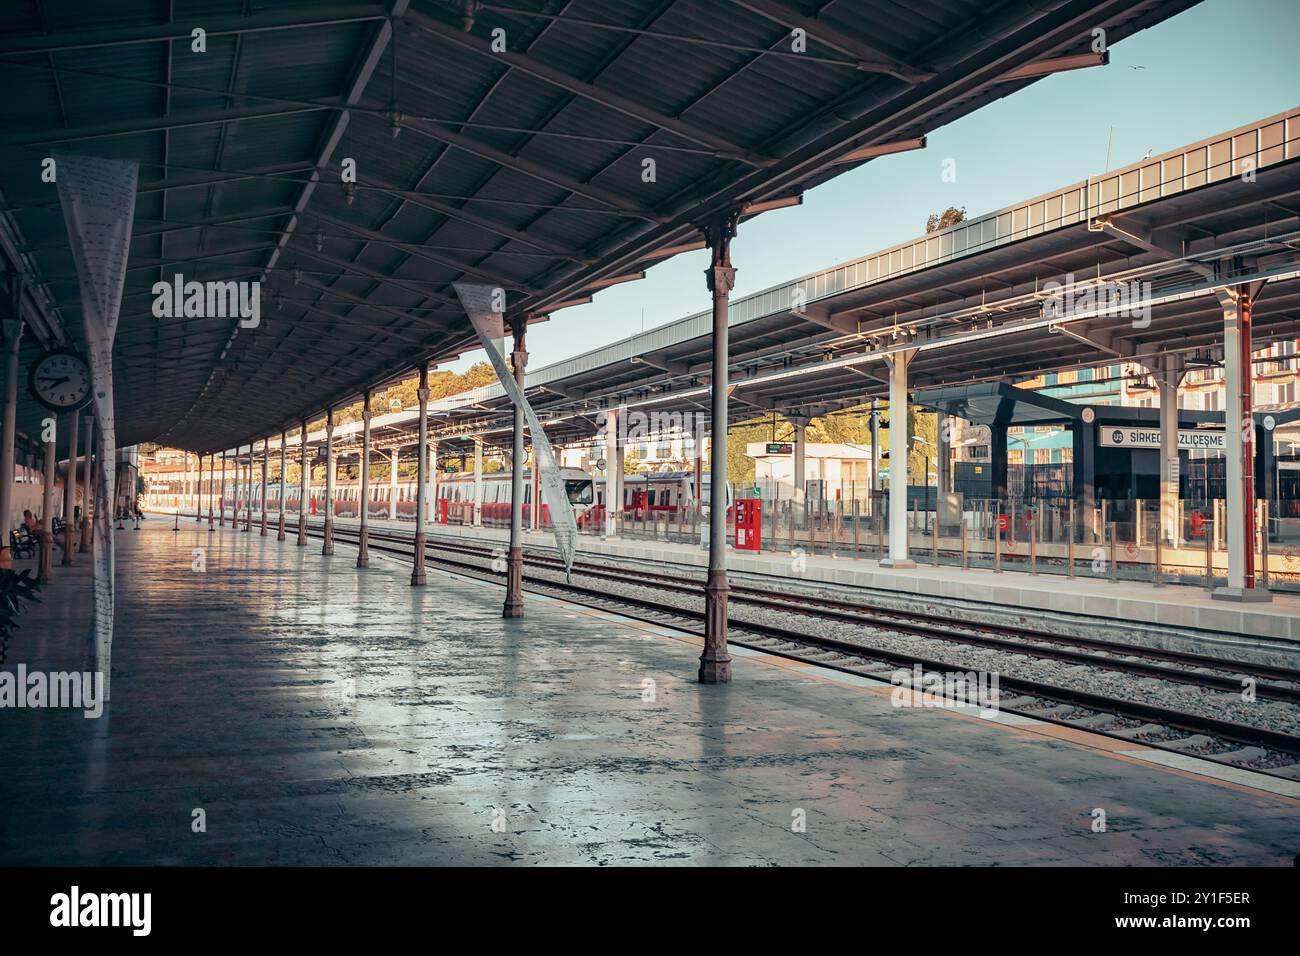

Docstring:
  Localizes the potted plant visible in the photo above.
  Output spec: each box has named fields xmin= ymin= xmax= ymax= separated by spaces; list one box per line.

xmin=0 ymin=568 xmax=42 ymax=665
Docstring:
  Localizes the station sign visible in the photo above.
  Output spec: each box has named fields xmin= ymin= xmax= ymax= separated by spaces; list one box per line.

xmin=1098 ymin=427 xmax=1225 ymax=451
xmin=766 ymin=442 xmax=793 ymax=454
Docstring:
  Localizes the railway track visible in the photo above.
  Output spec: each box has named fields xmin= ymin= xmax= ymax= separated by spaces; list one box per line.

xmin=317 ymin=523 xmax=1300 ymax=703
xmin=280 ymin=520 xmax=1300 ymax=782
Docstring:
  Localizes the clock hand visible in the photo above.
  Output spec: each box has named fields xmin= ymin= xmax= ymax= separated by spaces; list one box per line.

xmin=38 ymin=376 xmax=71 ymax=387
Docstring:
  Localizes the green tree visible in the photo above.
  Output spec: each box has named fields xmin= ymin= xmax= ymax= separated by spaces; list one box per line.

xmin=926 ymin=206 xmax=967 ymax=233
xmin=322 ymin=361 xmax=503 ymax=429
xmin=907 ymin=406 xmax=939 ymax=485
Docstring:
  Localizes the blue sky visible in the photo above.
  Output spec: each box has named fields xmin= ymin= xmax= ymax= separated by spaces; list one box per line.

xmin=442 ymin=0 xmax=1300 ymax=373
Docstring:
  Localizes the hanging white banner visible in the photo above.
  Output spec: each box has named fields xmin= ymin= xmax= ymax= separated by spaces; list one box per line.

xmin=56 ymin=153 xmax=138 ymax=698
xmin=453 ymin=283 xmax=577 ymax=580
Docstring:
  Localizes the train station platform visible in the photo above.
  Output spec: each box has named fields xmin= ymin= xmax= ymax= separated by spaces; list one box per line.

xmin=3 ymin=519 xmax=1297 ymax=866
xmin=284 ymin=511 xmax=1300 ymax=650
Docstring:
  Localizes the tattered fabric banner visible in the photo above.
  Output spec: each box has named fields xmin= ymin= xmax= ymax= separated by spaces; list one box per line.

xmin=453 ymin=283 xmax=577 ymax=580
xmin=55 ymin=153 xmax=138 ymax=698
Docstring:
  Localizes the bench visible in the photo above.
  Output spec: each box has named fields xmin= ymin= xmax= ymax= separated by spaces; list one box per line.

xmin=9 ymin=529 xmax=36 ymax=559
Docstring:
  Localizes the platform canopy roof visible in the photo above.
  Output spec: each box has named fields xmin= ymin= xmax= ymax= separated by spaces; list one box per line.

xmin=908 ymin=380 xmax=1238 ymax=429
xmin=378 ymin=105 xmax=1300 ymax=453
xmin=0 ymin=0 xmax=1202 ymax=459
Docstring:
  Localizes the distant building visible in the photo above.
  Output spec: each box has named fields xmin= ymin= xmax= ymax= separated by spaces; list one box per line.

xmin=745 ymin=442 xmax=875 ymax=500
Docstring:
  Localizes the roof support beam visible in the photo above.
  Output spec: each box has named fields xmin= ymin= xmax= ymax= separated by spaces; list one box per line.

xmin=310 ymin=211 xmax=538 ymax=292
xmin=397 ymin=115 xmax=664 ymax=220
xmin=1096 ymin=216 xmax=1216 ymax=279
xmin=0 ymin=4 xmax=390 ymax=55
xmin=831 ymin=137 xmax=926 ymax=166
xmin=355 ymin=168 xmax=587 ymax=260
xmin=1053 ymin=319 xmax=1135 ymax=358
xmin=799 ymin=303 xmax=859 ymax=335
xmin=406 ymin=8 xmax=769 ymax=165
xmin=1000 ymin=51 xmax=1108 ymax=81
xmin=128 ymin=208 xmax=293 ymax=241
xmin=0 ymin=101 xmax=340 ymax=147
xmin=631 ymin=352 xmax=689 ymax=376
xmin=42 ymin=242 xmax=273 ymax=282
xmin=292 ymin=244 xmax=460 ymax=308
xmin=294 ymin=274 xmax=451 ymax=328
xmin=136 ymin=163 xmax=315 ymax=197
xmin=729 ymin=0 xmax=934 ymax=83
xmin=290 ymin=300 xmax=437 ymax=348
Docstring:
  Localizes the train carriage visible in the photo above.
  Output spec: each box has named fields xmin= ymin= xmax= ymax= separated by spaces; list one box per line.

xmin=168 ymin=466 xmax=737 ymax=527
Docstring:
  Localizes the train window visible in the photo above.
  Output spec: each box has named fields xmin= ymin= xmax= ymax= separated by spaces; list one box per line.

xmin=564 ymin=479 xmax=593 ymax=505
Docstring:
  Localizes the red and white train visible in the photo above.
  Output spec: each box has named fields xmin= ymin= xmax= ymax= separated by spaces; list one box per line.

xmin=202 ymin=467 xmax=730 ymax=527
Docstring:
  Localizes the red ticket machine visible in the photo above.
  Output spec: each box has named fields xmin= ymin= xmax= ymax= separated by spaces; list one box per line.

xmin=734 ymin=498 xmax=762 ymax=552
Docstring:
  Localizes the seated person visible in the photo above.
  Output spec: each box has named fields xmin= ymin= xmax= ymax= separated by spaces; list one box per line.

xmin=22 ymin=509 xmax=39 ymax=534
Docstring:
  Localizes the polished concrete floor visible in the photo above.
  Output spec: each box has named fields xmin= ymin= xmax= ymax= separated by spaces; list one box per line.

xmin=1 ymin=519 xmax=1297 ymax=866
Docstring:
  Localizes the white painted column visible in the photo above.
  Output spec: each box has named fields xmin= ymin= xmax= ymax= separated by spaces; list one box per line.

xmin=792 ymin=417 xmax=807 ymax=503
xmin=473 ymin=437 xmax=483 ymax=526
xmin=296 ymin=422 xmax=308 ymax=546
xmin=614 ymin=428 xmax=625 ymax=529
xmin=430 ymin=443 xmax=438 ymax=523
xmin=426 ymin=440 xmax=436 ymax=523
xmin=37 ymin=431 xmax=56 ymax=581
xmin=63 ymin=413 xmax=79 ymax=562
xmin=389 ymin=448 xmax=399 ymax=519
xmin=604 ymin=405 xmax=618 ymax=537
xmin=880 ymin=350 xmax=917 ymax=568
xmin=0 ymin=312 xmax=22 ymax=567
xmin=869 ymin=400 xmax=881 ymax=497
xmin=277 ymin=432 xmax=286 ymax=541
xmin=321 ymin=412 xmax=335 ymax=554
xmin=260 ymin=440 xmax=269 ymax=535
xmin=357 ymin=396 xmax=371 ymax=567
xmin=1220 ymin=292 xmax=1247 ymax=592
xmin=530 ymin=451 xmax=540 ymax=531
xmin=1158 ymin=354 xmax=1183 ymax=547
xmin=412 ymin=368 xmax=428 ymax=585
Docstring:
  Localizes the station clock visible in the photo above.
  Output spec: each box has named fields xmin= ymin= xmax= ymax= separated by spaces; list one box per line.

xmin=27 ymin=347 xmax=93 ymax=413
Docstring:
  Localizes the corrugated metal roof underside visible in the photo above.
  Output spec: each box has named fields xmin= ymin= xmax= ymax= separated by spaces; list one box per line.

xmin=0 ymin=0 xmax=1202 ymax=458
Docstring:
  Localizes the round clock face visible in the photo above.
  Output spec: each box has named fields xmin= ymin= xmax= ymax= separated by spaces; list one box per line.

xmin=28 ymin=348 xmax=93 ymax=412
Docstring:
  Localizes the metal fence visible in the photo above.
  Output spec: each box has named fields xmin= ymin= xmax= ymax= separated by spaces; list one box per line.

xmin=597 ymin=490 xmax=1300 ymax=594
